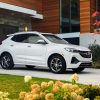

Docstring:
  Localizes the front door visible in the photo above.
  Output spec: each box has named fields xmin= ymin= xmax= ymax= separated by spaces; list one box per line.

xmin=25 ymin=34 xmax=47 ymax=66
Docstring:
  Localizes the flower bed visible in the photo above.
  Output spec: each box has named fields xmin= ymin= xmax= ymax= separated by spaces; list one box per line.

xmin=18 ymin=74 xmax=100 ymax=100
xmin=0 ymin=74 xmax=100 ymax=100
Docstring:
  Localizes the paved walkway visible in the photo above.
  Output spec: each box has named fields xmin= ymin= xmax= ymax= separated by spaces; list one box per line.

xmin=0 ymin=65 xmax=100 ymax=85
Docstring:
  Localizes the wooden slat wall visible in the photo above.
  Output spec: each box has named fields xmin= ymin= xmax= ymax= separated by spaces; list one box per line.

xmin=90 ymin=0 xmax=96 ymax=32
xmin=32 ymin=0 xmax=60 ymax=34
xmin=80 ymin=0 xmax=91 ymax=33
xmin=0 ymin=0 xmax=42 ymax=13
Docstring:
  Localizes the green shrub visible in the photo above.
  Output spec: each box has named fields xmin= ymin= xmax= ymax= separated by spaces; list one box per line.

xmin=89 ymin=45 xmax=100 ymax=68
xmin=82 ymin=85 xmax=100 ymax=100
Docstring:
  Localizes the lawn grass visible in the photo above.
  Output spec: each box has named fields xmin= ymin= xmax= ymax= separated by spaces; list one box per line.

xmin=0 ymin=74 xmax=56 ymax=99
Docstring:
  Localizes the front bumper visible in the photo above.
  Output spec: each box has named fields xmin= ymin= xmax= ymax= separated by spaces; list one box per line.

xmin=64 ymin=51 xmax=92 ymax=69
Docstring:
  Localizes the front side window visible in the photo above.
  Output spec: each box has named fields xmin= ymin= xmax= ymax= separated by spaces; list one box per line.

xmin=27 ymin=34 xmax=42 ymax=44
xmin=43 ymin=34 xmax=68 ymax=44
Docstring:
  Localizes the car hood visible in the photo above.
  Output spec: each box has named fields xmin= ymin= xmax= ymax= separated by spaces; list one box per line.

xmin=53 ymin=43 xmax=90 ymax=51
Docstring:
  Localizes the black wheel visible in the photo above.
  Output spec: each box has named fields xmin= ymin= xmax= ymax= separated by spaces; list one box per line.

xmin=48 ymin=55 xmax=66 ymax=74
xmin=72 ymin=67 xmax=85 ymax=72
xmin=0 ymin=53 xmax=14 ymax=69
xmin=26 ymin=65 xmax=35 ymax=69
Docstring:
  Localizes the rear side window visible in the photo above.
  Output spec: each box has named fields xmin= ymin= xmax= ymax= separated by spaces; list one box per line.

xmin=11 ymin=34 xmax=28 ymax=43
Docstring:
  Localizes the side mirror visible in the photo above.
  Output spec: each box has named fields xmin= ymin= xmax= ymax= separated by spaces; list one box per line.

xmin=37 ymin=39 xmax=47 ymax=44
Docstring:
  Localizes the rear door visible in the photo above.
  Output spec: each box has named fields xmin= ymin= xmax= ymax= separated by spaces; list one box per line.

xmin=10 ymin=34 xmax=29 ymax=64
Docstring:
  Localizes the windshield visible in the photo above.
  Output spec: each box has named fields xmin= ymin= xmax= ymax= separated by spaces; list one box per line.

xmin=42 ymin=34 xmax=68 ymax=44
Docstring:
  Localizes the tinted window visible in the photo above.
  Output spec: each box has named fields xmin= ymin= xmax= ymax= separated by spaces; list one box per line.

xmin=27 ymin=34 xmax=42 ymax=44
xmin=11 ymin=34 xmax=43 ymax=44
xmin=11 ymin=34 xmax=28 ymax=42
xmin=43 ymin=34 xmax=68 ymax=44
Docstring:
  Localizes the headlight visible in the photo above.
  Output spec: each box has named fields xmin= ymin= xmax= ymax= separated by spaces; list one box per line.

xmin=64 ymin=48 xmax=79 ymax=53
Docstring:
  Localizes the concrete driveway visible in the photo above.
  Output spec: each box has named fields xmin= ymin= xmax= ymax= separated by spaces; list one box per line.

xmin=0 ymin=65 xmax=100 ymax=85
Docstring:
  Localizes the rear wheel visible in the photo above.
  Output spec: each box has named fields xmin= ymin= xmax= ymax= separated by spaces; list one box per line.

xmin=26 ymin=65 xmax=35 ymax=69
xmin=48 ymin=55 xmax=66 ymax=74
xmin=0 ymin=53 xmax=14 ymax=69
xmin=72 ymin=67 xmax=85 ymax=72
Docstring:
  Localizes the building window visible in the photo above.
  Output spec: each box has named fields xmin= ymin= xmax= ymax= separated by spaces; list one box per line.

xmin=60 ymin=0 xmax=80 ymax=33
xmin=96 ymin=0 xmax=100 ymax=11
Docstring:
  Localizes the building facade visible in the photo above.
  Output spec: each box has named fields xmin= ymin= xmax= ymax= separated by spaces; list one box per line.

xmin=0 ymin=0 xmax=100 ymax=46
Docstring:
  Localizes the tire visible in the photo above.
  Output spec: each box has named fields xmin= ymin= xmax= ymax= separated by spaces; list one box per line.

xmin=72 ymin=67 xmax=85 ymax=72
xmin=0 ymin=53 xmax=14 ymax=69
xmin=26 ymin=65 xmax=35 ymax=69
xmin=48 ymin=55 xmax=66 ymax=74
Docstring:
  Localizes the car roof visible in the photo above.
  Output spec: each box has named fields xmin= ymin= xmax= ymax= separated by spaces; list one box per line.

xmin=7 ymin=31 xmax=52 ymax=37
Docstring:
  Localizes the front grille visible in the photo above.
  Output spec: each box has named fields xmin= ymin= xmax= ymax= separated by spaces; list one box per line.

xmin=79 ymin=51 xmax=91 ymax=58
xmin=79 ymin=62 xmax=92 ymax=67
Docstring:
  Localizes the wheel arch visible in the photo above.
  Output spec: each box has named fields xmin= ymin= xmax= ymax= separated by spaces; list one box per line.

xmin=47 ymin=53 xmax=66 ymax=67
xmin=0 ymin=51 xmax=13 ymax=59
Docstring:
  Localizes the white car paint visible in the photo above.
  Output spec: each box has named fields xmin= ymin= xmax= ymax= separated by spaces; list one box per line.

xmin=0 ymin=31 xmax=92 ymax=72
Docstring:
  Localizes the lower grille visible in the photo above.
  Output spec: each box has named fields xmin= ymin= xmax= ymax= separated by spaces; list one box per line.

xmin=79 ymin=62 xmax=92 ymax=67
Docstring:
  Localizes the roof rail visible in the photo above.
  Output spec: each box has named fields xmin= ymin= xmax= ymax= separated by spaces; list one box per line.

xmin=7 ymin=34 xmax=14 ymax=37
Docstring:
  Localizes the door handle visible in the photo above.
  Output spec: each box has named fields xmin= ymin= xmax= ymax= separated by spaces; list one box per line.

xmin=10 ymin=45 xmax=14 ymax=47
xmin=27 ymin=45 xmax=31 ymax=47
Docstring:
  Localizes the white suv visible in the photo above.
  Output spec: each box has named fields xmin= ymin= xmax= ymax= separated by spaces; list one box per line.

xmin=0 ymin=32 xmax=92 ymax=73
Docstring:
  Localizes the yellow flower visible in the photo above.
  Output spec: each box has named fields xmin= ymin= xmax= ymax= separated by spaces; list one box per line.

xmin=55 ymin=81 xmax=64 ymax=87
xmin=3 ymin=92 xmax=9 ymax=97
xmin=71 ymin=73 xmax=79 ymax=81
xmin=62 ymin=83 xmax=73 ymax=91
xmin=24 ymin=93 xmax=33 ymax=100
xmin=33 ymin=94 xmax=40 ymax=100
xmin=48 ymin=81 xmax=54 ymax=86
xmin=31 ymin=88 xmax=41 ymax=94
xmin=63 ymin=95 xmax=68 ymax=100
xmin=24 ymin=75 xmax=32 ymax=83
xmin=84 ymin=98 xmax=90 ymax=100
xmin=76 ymin=95 xmax=84 ymax=100
xmin=31 ymin=84 xmax=40 ymax=90
xmin=41 ymin=82 xmax=48 ymax=89
xmin=19 ymin=92 xmax=26 ymax=99
xmin=4 ymin=98 xmax=10 ymax=100
xmin=0 ymin=91 xmax=9 ymax=98
xmin=0 ymin=91 xmax=3 ymax=96
xmin=31 ymin=84 xmax=41 ymax=94
xmin=40 ymin=92 xmax=46 ymax=99
xmin=73 ymin=84 xmax=79 ymax=90
xmin=45 ymin=93 xmax=54 ymax=100
xmin=53 ymin=86 xmax=60 ymax=93
xmin=78 ymin=88 xmax=83 ymax=94
xmin=71 ymin=92 xmax=77 ymax=99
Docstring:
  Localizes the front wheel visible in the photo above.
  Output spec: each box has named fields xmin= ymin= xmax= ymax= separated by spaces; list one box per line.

xmin=72 ymin=67 xmax=85 ymax=72
xmin=0 ymin=53 xmax=14 ymax=69
xmin=48 ymin=55 xmax=66 ymax=74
